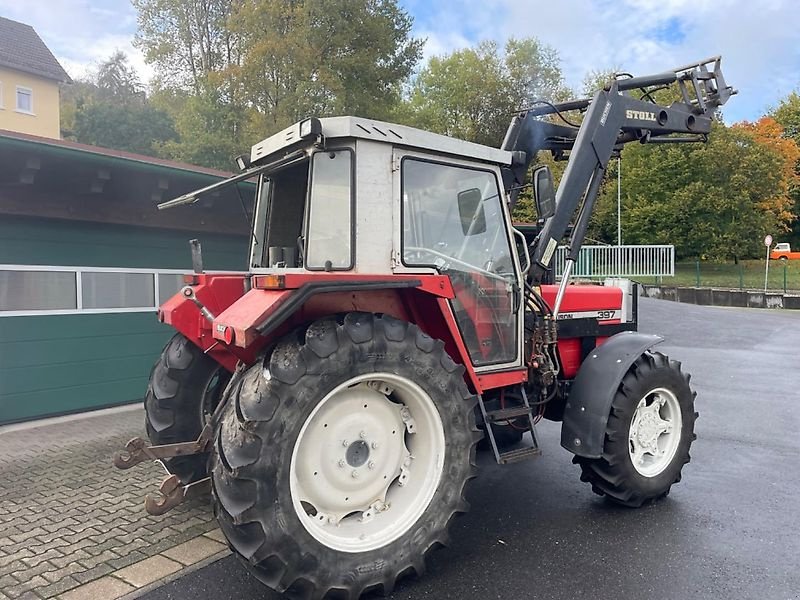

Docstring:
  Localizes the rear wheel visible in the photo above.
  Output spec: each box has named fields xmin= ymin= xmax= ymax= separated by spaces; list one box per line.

xmin=574 ymin=351 xmax=696 ymax=507
xmin=144 ymin=334 xmax=230 ymax=484
xmin=211 ymin=313 xmax=478 ymax=599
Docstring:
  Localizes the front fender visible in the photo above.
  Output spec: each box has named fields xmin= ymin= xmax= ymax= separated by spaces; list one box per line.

xmin=560 ymin=332 xmax=663 ymax=458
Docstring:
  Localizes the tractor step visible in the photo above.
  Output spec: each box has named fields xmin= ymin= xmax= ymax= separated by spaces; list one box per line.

xmin=485 ymin=406 xmax=531 ymax=421
xmin=477 ymin=387 xmax=541 ymax=465
xmin=498 ymin=446 xmax=542 ymax=464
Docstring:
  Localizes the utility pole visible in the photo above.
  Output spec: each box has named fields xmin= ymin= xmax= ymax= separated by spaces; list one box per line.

xmin=616 ymin=157 xmax=622 ymax=276
xmin=617 ymin=157 xmax=622 ymax=247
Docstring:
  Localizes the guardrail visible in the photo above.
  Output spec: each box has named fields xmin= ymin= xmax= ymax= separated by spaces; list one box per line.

xmin=553 ymin=245 xmax=675 ymax=278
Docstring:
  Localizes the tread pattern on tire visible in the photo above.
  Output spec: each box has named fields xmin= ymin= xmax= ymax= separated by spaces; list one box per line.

xmin=144 ymin=334 xmax=230 ymax=484
xmin=574 ymin=351 xmax=698 ymax=508
xmin=211 ymin=313 xmax=480 ymax=600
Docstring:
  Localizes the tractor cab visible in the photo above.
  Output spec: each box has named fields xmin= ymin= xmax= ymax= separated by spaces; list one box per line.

xmin=163 ymin=116 xmax=529 ymax=371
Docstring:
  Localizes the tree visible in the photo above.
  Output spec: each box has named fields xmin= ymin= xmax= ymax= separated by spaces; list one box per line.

xmin=61 ymin=52 xmax=177 ymax=156
xmin=152 ymin=82 xmax=246 ymax=169
xmin=132 ymin=0 xmax=420 ymax=167
xmin=402 ymin=38 xmax=568 ymax=148
xmin=595 ymin=122 xmax=795 ymax=260
xmin=230 ymin=0 xmax=422 ymax=133
xmin=772 ymin=92 xmax=800 ymax=143
xmin=132 ymin=0 xmax=239 ymax=92
xmin=95 ymin=51 xmax=145 ymax=99
xmin=770 ymin=92 xmax=800 ymax=247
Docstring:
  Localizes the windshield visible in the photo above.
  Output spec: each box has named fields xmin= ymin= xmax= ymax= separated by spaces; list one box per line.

xmin=402 ymin=159 xmax=514 ymax=279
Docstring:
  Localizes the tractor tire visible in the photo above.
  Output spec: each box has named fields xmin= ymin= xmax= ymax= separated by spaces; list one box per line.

xmin=144 ymin=334 xmax=230 ymax=484
xmin=574 ymin=351 xmax=697 ymax=508
xmin=211 ymin=313 xmax=479 ymax=599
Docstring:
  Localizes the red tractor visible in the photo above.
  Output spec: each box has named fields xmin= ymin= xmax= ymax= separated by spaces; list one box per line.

xmin=116 ymin=58 xmax=733 ymax=598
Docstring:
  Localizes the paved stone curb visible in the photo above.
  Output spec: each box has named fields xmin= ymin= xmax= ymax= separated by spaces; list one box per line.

xmin=53 ymin=531 xmax=230 ymax=600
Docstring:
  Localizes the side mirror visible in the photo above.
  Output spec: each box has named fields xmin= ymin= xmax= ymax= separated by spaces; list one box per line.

xmin=457 ymin=188 xmax=486 ymax=235
xmin=532 ymin=166 xmax=556 ymax=220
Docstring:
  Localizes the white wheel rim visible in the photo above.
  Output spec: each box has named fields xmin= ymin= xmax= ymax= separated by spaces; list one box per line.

xmin=289 ymin=372 xmax=445 ymax=553
xmin=628 ymin=387 xmax=682 ymax=477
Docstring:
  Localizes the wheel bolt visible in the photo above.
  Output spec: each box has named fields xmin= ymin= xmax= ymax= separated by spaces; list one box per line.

xmin=342 ymin=439 xmax=349 ymax=447
xmin=368 ymin=461 xmax=375 ymax=470
xmin=338 ymin=459 xmax=346 ymax=468
xmin=371 ymin=442 xmax=379 ymax=449
xmin=351 ymin=470 xmax=359 ymax=479
xmin=359 ymin=431 xmax=367 ymax=439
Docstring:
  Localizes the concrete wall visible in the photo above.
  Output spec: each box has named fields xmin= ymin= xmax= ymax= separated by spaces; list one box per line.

xmin=641 ymin=284 xmax=800 ymax=310
xmin=0 ymin=66 xmax=61 ymax=139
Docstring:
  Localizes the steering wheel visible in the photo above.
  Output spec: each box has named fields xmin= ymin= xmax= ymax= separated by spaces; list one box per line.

xmin=404 ymin=246 xmax=510 ymax=285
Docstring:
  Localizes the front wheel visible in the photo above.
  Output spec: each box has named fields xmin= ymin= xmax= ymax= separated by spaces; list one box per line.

xmin=211 ymin=313 xmax=478 ymax=598
xmin=574 ymin=351 xmax=697 ymax=507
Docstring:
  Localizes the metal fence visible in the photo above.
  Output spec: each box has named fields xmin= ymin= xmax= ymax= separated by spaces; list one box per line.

xmin=552 ymin=245 xmax=675 ymax=278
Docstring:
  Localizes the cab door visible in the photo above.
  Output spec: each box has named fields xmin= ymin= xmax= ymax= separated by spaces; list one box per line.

xmin=396 ymin=154 xmax=524 ymax=369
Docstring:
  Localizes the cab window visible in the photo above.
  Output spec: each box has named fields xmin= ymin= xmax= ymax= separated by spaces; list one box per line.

xmin=402 ymin=158 xmax=518 ymax=366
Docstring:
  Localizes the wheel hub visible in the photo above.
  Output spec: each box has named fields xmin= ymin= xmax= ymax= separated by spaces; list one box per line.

xmin=345 ymin=440 xmax=370 ymax=467
xmin=294 ymin=384 xmax=409 ymax=520
xmin=636 ymin=411 xmax=662 ymax=449
xmin=628 ymin=388 xmax=682 ymax=477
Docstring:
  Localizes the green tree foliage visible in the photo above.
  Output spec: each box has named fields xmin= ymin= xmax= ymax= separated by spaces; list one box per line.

xmin=772 ymin=92 xmax=800 ymax=142
xmin=771 ymin=92 xmax=800 ymax=247
xmin=133 ymin=0 xmax=421 ymax=168
xmin=592 ymin=122 xmax=795 ymax=260
xmin=132 ymin=0 xmax=239 ymax=91
xmin=61 ymin=52 xmax=177 ymax=156
xmin=151 ymin=83 xmax=244 ymax=168
xmin=132 ymin=0 xmax=246 ymax=167
xmin=402 ymin=38 xmax=566 ymax=148
xmin=230 ymin=0 xmax=422 ymax=132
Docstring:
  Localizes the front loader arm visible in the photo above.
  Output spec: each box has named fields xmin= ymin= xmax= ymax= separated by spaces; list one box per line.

xmin=502 ymin=57 xmax=735 ymax=302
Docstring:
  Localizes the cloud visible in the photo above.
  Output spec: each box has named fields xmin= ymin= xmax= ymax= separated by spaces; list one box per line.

xmin=2 ymin=0 xmax=797 ymax=121
xmin=406 ymin=0 xmax=800 ymax=122
xmin=0 ymin=0 xmax=153 ymax=84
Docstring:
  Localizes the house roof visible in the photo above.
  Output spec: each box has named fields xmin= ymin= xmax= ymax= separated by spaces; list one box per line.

xmin=0 ymin=128 xmax=235 ymax=179
xmin=0 ymin=16 xmax=72 ymax=83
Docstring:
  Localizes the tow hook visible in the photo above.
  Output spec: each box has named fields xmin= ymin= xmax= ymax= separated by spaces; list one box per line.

xmin=113 ymin=425 xmax=213 ymax=470
xmin=145 ymin=475 xmax=212 ymax=516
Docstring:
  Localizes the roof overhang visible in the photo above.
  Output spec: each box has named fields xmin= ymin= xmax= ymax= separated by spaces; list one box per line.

xmin=0 ymin=130 xmax=254 ymax=235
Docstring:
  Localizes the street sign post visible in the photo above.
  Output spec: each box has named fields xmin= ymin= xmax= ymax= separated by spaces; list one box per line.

xmin=764 ymin=235 xmax=773 ymax=292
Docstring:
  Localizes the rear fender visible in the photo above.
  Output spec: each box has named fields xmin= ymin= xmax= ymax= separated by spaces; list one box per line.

xmin=210 ymin=277 xmax=484 ymax=392
xmin=560 ymin=332 xmax=663 ymax=458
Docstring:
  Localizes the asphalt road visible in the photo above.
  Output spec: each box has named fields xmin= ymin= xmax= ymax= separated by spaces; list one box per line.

xmin=142 ymin=298 xmax=800 ymax=600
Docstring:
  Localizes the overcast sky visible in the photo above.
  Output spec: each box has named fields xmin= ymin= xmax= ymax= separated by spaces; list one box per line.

xmin=1 ymin=0 xmax=798 ymax=123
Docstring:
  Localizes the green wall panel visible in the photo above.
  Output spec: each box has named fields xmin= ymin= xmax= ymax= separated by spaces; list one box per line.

xmin=0 ymin=216 xmax=249 ymax=424
xmin=0 ymin=312 xmax=174 ymax=423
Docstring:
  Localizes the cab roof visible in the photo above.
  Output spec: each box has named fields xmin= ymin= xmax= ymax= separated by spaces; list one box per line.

xmin=250 ymin=116 xmax=514 ymax=167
